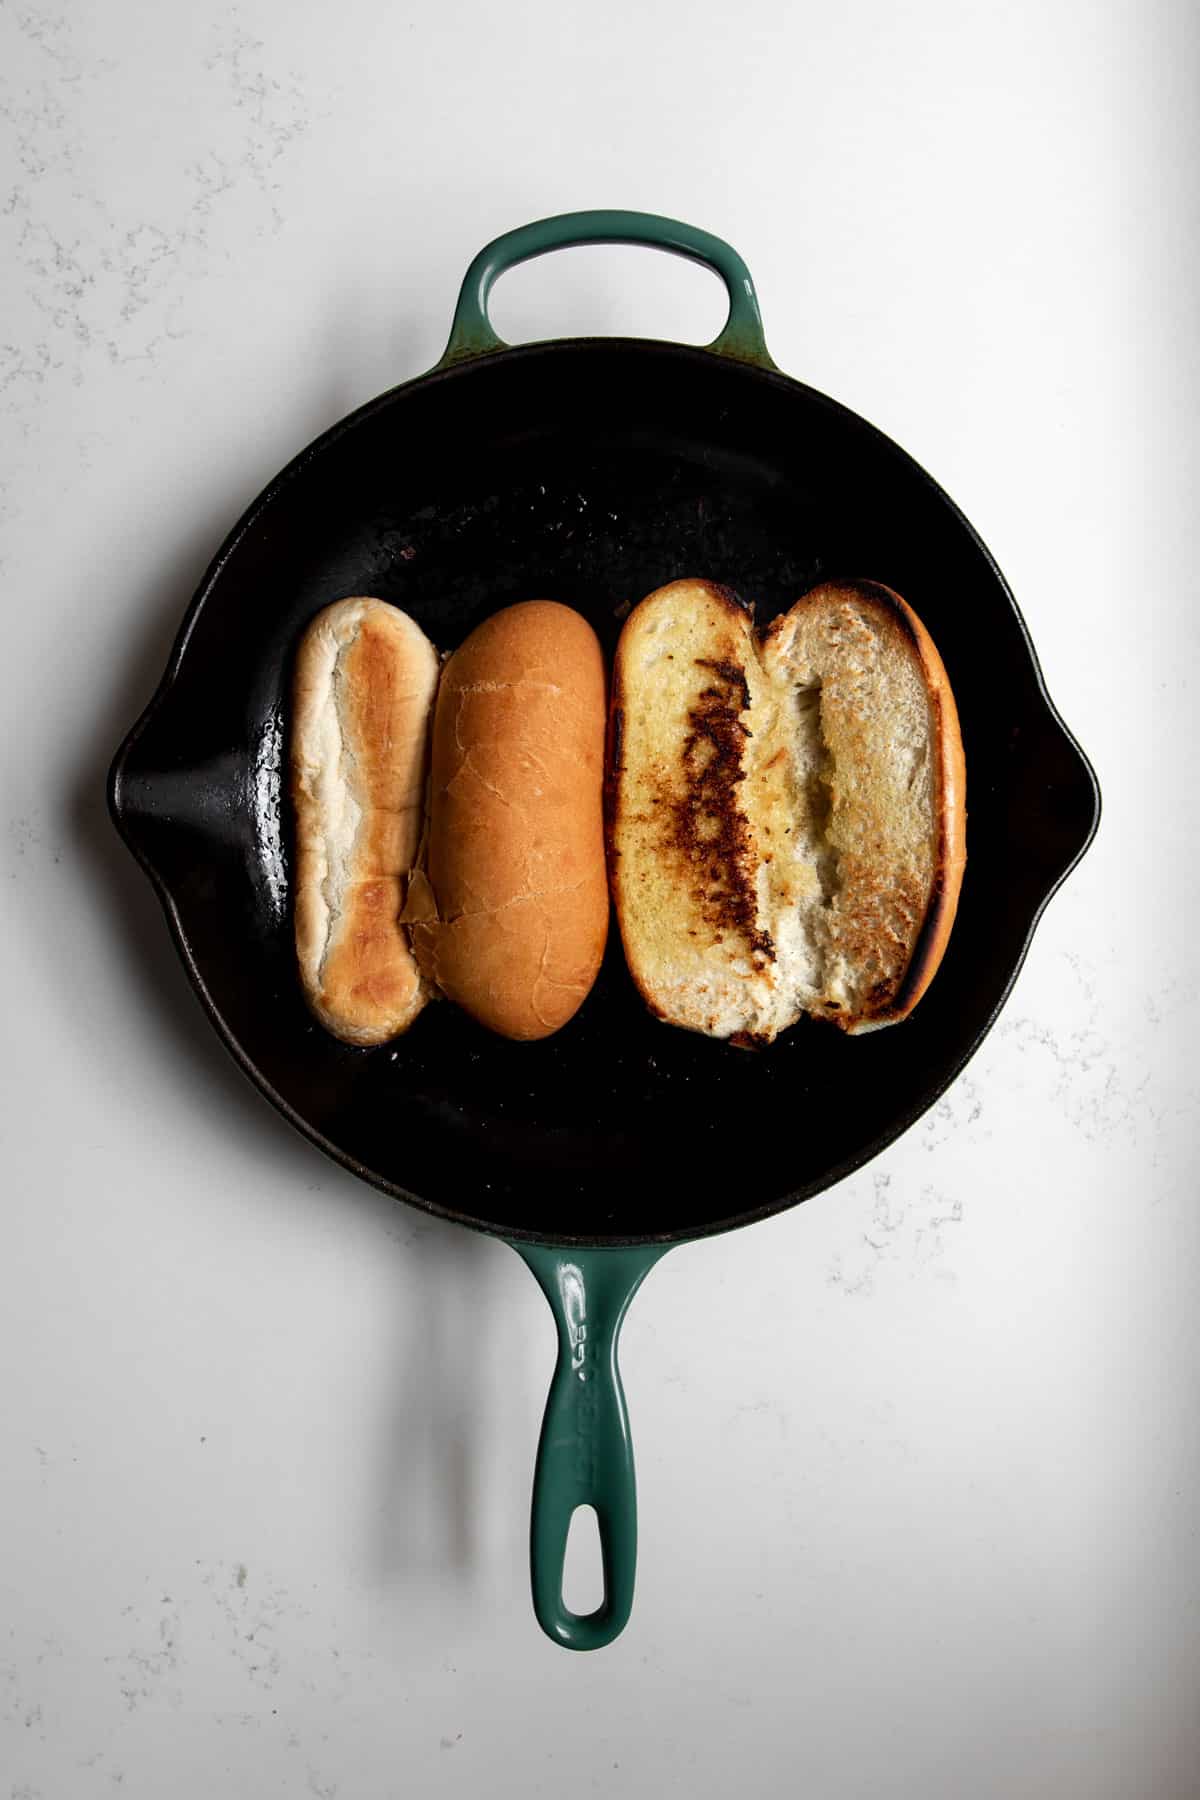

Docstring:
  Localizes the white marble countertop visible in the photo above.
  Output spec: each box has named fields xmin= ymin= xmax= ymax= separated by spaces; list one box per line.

xmin=2 ymin=3 xmax=1196 ymax=1795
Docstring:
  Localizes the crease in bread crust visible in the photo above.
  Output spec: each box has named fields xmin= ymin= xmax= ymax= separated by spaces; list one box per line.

xmin=608 ymin=578 xmax=965 ymax=1043
xmin=292 ymin=596 xmax=439 ymax=1045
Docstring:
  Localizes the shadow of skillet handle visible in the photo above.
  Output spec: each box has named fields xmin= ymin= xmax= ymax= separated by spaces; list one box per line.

xmin=515 ymin=1243 xmax=669 ymax=1651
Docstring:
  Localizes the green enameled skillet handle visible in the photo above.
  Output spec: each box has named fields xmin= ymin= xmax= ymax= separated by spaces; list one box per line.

xmin=439 ymin=209 xmax=776 ymax=370
xmin=451 ymin=213 xmax=765 ymax=1649
xmin=514 ymin=1243 xmax=668 ymax=1650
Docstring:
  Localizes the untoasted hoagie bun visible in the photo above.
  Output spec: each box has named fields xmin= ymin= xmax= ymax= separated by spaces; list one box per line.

xmin=291 ymin=597 xmax=439 ymax=1045
xmin=406 ymin=601 xmax=609 ymax=1041
xmin=607 ymin=578 xmax=965 ymax=1043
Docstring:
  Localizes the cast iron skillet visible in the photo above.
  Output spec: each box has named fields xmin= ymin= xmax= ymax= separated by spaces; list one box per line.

xmin=108 ymin=211 xmax=1100 ymax=1651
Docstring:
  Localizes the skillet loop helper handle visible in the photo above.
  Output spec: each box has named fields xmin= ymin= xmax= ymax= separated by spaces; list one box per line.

xmin=515 ymin=1243 xmax=668 ymax=1651
xmin=439 ymin=208 xmax=776 ymax=370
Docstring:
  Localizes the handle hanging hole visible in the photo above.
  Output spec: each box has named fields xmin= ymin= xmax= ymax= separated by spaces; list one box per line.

xmin=563 ymin=1504 xmax=605 ymax=1616
xmin=487 ymin=244 xmax=729 ymax=350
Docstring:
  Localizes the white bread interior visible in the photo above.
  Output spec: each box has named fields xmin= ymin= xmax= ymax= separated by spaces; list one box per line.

xmin=291 ymin=596 xmax=439 ymax=1045
xmin=608 ymin=579 xmax=965 ymax=1041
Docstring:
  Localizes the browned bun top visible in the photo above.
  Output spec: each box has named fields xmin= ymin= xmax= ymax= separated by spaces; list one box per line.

xmin=410 ymin=600 xmax=609 ymax=1041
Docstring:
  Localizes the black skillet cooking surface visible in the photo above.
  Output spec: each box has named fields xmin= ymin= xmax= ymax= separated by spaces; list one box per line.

xmin=112 ymin=339 xmax=1096 ymax=1242
xmin=110 ymin=212 xmax=1099 ymax=1648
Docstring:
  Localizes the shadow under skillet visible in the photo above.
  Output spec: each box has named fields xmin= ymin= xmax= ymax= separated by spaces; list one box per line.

xmin=87 ymin=380 xmax=511 ymax=1597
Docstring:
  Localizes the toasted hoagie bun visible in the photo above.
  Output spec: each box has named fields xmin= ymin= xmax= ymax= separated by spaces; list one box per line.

xmin=291 ymin=597 xmax=438 ymax=1045
xmin=607 ymin=578 xmax=965 ymax=1042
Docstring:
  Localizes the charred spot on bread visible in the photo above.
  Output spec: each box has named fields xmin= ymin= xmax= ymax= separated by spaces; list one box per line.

xmin=694 ymin=657 xmax=752 ymax=715
xmin=607 ymin=705 xmax=625 ymax=781
xmin=667 ymin=656 xmax=774 ymax=964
